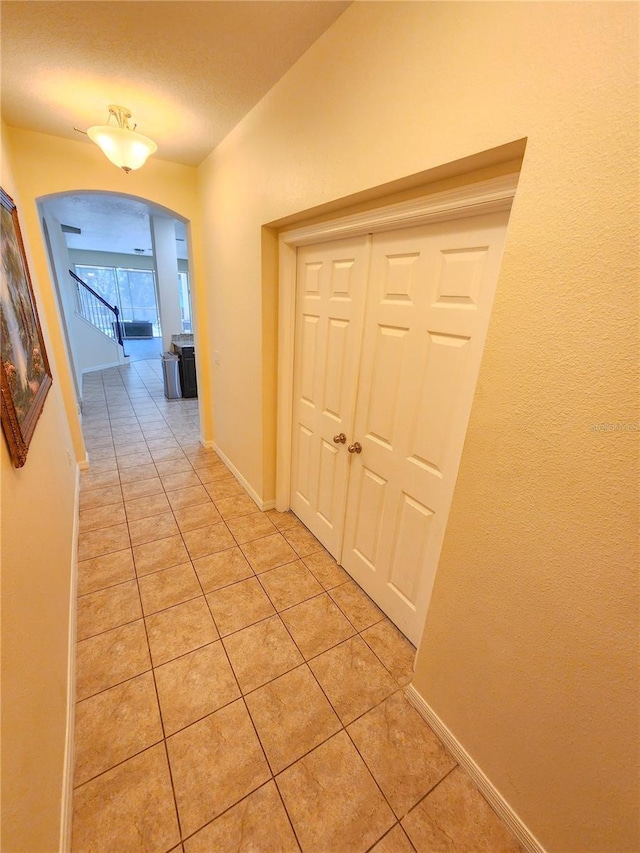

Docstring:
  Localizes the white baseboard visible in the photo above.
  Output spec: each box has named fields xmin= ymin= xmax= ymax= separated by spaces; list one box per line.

xmin=59 ymin=466 xmax=80 ymax=852
xmin=199 ymin=437 xmax=214 ymax=449
xmin=213 ymin=444 xmax=273 ymax=511
xmin=404 ymin=684 xmax=546 ymax=853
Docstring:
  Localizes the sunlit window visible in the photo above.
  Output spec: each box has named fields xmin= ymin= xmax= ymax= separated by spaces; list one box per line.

xmin=75 ymin=265 xmax=161 ymax=336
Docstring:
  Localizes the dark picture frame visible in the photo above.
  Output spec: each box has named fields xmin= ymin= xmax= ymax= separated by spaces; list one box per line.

xmin=1 ymin=188 xmax=52 ymax=467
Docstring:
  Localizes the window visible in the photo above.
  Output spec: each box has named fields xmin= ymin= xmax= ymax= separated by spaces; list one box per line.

xmin=75 ymin=265 xmax=161 ymax=336
xmin=178 ymin=271 xmax=192 ymax=333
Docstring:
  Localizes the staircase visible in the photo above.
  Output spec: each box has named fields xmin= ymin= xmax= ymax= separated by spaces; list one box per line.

xmin=69 ymin=269 xmax=127 ymax=355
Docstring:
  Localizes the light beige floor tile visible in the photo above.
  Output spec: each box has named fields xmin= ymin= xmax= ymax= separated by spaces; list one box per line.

xmin=129 ymin=513 xmax=180 ymax=547
xmin=282 ymin=525 xmax=323 ymax=557
xmin=138 ymin=564 xmax=202 ymax=614
xmin=79 ymin=503 xmax=126 ymax=533
xmin=204 ymin=478 xmax=245 ymax=500
xmin=195 ymin=463 xmax=233 ymax=484
xmin=117 ymin=451 xmax=153 ymax=469
xmin=133 ymin=534 xmax=189 ymax=576
xmin=78 ymin=523 xmax=130 ymax=562
xmin=240 ymin=533 xmax=298 ymax=574
xmin=124 ymin=492 xmax=171 ymax=521
xmin=309 ymin=636 xmax=397 ymax=724
xmin=207 ymin=577 xmax=275 ymax=636
xmin=145 ymin=436 xmax=180 ymax=451
xmin=160 ymin=470 xmax=202 ymax=492
xmin=303 ymin=549 xmax=350 ymax=589
xmin=77 ymin=549 xmax=135 ymax=597
xmin=330 ymin=580 xmax=385 ymax=631
xmin=89 ymin=446 xmax=116 ymax=461
xmin=118 ymin=463 xmax=158 ymax=484
xmin=185 ymin=447 xmax=221 ymax=466
xmin=182 ymin=522 xmax=236 ymax=560
xmin=72 ymin=744 xmax=179 ymax=853
xmin=259 ymin=560 xmax=323 ymax=611
xmin=402 ymin=766 xmax=523 ymax=853
xmin=371 ymin=825 xmax=416 ymax=853
xmin=85 ymin=457 xmax=118 ymax=474
xmin=226 ymin=512 xmax=277 ymax=544
xmin=184 ymin=781 xmax=298 ymax=853
xmin=166 ymin=485 xmax=211 ymax=510
xmin=280 ymin=593 xmax=355 ymax=659
xmin=348 ymin=691 xmax=457 ymax=818
xmin=155 ymin=458 xmax=193 ymax=476
xmin=146 ymin=597 xmax=219 ymax=666
xmin=115 ymin=440 xmax=148 ymax=458
xmin=223 ymin=615 xmax=303 ymax=693
xmin=121 ymin=477 xmax=164 ymax=501
xmin=264 ymin=509 xmax=299 ymax=531
xmin=277 ymin=730 xmax=395 ymax=853
xmin=73 ymin=671 xmax=163 ymax=786
xmin=76 ymin=620 xmax=151 ymax=701
xmin=215 ymin=493 xmax=260 ymax=520
xmin=154 ymin=641 xmax=240 ymax=735
xmin=76 ymin=580 xmax=142 ymax=640
xmin=142 ymin=426 xmax=173 ymax=440
xmin=85 ymin=438 xmax=114 ymax=453
xmin=79 ymin=484 xmax=123 ymax=509
xmin=166 ymin=699 xmax=270 ymax=838
xmin=362 ymin=620 xmax=416 ymax=686
xmin=246 ymin=664 xmax=341 ymax=773
xmin=80 ymin=470 xmax=120 ymax=492
xmin=150 ymin=447 xmax=187 ymax=463
xmin=193 ymin=547 xmax=254 ymax=593
xmin=173 ymin=501 xmax=223 ymax=533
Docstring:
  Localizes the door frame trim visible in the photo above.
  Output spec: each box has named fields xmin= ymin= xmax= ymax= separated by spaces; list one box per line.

xmin=275 ymin=173 xmax=518 ymax=510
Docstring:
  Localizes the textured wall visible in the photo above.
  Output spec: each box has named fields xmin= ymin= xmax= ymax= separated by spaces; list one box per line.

xmin=197 ymin=3 xmax=638 ymax=850
xmin=6 ymin=128 xmax=209 ymax=452
xmin=1 ymin=123 xmax=78 ymax=852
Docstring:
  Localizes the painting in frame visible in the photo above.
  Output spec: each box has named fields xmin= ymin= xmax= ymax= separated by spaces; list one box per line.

xmin=1 ymin=188 xmax=52 ymax=467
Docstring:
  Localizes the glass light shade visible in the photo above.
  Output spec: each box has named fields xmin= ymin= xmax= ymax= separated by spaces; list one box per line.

xmin=87 ymin=125 xmax=157 ymax=172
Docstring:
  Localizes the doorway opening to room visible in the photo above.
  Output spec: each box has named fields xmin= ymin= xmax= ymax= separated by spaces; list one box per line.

xmin=38 ymin=191 xmax=198 ymax=407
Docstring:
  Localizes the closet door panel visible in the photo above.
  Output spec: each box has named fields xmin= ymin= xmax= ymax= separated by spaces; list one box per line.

xmin=342 ymin=212 xmax=510 ymax=643
xmin=290 ymin=235 xmax=370 ymax=556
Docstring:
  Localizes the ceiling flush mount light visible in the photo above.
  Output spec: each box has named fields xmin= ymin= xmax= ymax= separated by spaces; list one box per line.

xmin=85 ymin=105 xmax=157 ymax=173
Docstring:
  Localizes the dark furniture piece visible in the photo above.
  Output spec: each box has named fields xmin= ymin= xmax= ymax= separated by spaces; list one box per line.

xmin=172 ymin=343 xmax=197 ymax=398
xmin=122 ymin=321 xmax=153 ymax=338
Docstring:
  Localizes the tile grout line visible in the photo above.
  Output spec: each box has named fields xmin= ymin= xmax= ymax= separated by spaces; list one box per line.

xmin=77 ymin=364 xmax=426 ymax=852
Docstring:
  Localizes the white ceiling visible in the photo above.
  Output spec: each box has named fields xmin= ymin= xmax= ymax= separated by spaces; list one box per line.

xmin=2 ymin=0 xmax=350 ymax=259
xmin=43 ymin=193 xmax=189 ymax=259
xmin=1 ymin=0 xmax=350 ymax=166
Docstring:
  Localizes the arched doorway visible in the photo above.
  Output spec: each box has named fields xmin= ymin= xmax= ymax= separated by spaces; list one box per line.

xmin=38 ymin=191 xmax=195 ymax=402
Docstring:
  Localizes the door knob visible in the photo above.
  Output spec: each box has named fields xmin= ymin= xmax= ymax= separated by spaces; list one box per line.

xmin=348 ymin=442 xmax=362 ymax=454
xmin=333 ymin=433 xmax=347 ymax=444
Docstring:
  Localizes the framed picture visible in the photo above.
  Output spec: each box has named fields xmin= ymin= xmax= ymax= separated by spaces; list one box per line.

xmin=1 ymin=188 xmax=52 ymax=467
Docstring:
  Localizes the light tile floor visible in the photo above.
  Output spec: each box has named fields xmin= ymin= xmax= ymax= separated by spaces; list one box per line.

xmin=72 ymin=359 xmax=523 ymax=853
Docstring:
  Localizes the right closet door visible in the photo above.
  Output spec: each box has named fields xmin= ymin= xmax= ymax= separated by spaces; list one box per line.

xmin=291 ymin=209 xmax=510 ymax=644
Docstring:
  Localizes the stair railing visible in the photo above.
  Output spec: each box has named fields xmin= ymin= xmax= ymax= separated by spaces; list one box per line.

xmin=69 ymin=270 xmax=125 ymax=349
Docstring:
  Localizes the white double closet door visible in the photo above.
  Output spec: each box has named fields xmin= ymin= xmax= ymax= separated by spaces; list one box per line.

xmin=290 ymin=210 xmax=509 ymax=645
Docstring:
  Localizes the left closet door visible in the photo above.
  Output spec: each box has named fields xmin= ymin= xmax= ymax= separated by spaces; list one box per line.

xmin=289 ymin=235 xmax=371 ymax=558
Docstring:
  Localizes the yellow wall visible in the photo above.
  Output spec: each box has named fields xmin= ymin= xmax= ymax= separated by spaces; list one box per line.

xmin=1 ymin=123 xmax=79 ymax=851
xmin=197 ymin=3 xmax=638 ymax=851
xmin=6 ymin=127 xmax=211 ymax=449
xmin=1 ymin=128 xmax=207 ymax=850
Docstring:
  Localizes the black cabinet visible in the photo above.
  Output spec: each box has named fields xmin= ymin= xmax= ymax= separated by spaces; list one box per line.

xmin=173 ymin=345 xmax=198 ymax=398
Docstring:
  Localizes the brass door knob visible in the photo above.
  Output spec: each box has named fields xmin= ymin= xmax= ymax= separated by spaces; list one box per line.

xmin=333 ymin=433 xmax=347 ymax=444
xmin=348 ymin=442 xmax=362 ymax=454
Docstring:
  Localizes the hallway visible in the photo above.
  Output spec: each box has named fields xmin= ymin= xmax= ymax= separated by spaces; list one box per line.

xmin=72 ymin=360 xmax=522 ymax=853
